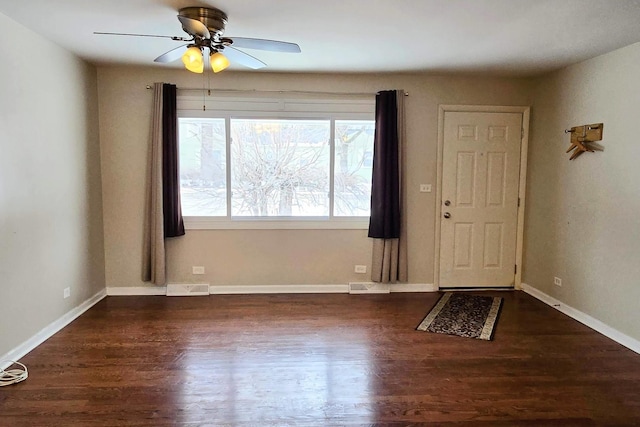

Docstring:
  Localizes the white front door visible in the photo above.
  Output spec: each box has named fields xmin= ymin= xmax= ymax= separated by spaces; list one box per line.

xmin=439 ymin=111 xmax=523 ymax=288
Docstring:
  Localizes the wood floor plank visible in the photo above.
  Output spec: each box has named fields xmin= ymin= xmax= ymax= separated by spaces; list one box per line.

xmin=1 ymin=291 xmax=640 ymax=426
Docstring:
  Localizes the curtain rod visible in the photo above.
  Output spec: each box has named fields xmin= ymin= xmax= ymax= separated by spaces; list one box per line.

xmin=145 ymin=85 xmax=408 ymax=97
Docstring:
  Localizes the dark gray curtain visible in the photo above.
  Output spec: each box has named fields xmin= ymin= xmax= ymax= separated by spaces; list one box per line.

xmin=161 ymin=83 xmax=185 ymax=238
xmin=368 ymin=89 xmax=407 ymax=283
xmin=368 ymin=90 xmax=400 ymax=239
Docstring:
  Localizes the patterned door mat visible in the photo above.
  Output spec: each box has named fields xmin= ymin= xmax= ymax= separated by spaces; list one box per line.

xmin=416 ymin=292 xmax=503 ymax=340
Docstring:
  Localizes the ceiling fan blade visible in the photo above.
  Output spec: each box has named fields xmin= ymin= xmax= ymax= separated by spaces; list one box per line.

xmin=177 ymin=15 xmax=210 ymax=39
xmin=222 ymin=46 xmax=266 ymax=69
xmin=230 ymin=37 xmax=301 ymax=53
xmin=154 ymin=44 xmax=188 ymax=63
xmin=94 ymin=31 xmax=187 ymax=41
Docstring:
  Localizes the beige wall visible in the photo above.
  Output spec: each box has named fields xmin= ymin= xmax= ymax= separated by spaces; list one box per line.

xmin=97 ymin=66 xmax=532 ymax=288
xmin=524 ymin=42 xmax=640 ymax=341
xmin=0 ymin=13 xmax=105 ymax=356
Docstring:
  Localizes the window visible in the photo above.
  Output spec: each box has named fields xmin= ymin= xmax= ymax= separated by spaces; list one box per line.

xmin=178 ymin=93 xmax=375 ymax=229
xmin=179 ymin=118 xmax=227 ymax=217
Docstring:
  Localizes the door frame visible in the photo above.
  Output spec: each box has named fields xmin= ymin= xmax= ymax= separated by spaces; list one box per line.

xmin=434 ymin=105 xmax=530 ymax=290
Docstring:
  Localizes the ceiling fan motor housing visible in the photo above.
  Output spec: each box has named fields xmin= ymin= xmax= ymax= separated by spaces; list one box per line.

xmin=179 ymin=7 xmax=228 ymax=37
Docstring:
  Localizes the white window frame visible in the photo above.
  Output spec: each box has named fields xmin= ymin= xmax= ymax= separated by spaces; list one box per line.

xmin=177 ymin=91 xmax=375 ymax=230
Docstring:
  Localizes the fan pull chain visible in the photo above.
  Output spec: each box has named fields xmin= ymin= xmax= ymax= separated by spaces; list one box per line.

xmin=202 ymin=70 xmax=206 ymax=111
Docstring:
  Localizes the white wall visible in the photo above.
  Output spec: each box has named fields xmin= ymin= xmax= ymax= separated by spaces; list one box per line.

xmin=0 ymin=12 xmax=105 ymax=356
xmin=97 ymin=66 xmax=532 ymax=289
xmin=524 ymin=42 xmax=640 ymax=341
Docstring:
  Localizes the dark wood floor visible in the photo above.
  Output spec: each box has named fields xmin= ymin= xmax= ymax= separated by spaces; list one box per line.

xmin=2 ymin=291 xmax=640 ymax=426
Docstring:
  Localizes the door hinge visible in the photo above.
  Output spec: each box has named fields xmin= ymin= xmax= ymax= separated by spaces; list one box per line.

xmin=518 ymin=197 xmax=521 ymax=207
xmin=514 ymin=265 xmax=518 ymax=274
xmin=521 ymin=128 xmax=524 ymax=139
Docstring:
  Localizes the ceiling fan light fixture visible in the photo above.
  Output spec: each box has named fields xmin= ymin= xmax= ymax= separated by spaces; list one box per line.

xmin=210 ymin=51 xmax=230 ymax=73
xmin=99 ymin=6 xmax=301 ymax=72
xmin=182 ymin=45 xmax=204 ymax=73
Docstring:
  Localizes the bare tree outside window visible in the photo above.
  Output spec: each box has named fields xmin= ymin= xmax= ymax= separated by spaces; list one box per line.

xmin=231 ymin=119 xmax=330 ymax=216
xmin=334 ymin=120 xmax=375 ymax=216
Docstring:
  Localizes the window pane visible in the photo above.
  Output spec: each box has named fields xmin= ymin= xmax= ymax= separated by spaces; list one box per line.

xmin=230 ymin=119 xmax=330 ymax=217
xmin=334 ymin=120 xmax=375 ymax=216
xmin=178 ymin=118 xmax=227 ymax=216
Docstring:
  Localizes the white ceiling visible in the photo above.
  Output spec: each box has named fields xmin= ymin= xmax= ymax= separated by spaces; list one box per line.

xmin=1 ymin=0 xmax=640 ymax=76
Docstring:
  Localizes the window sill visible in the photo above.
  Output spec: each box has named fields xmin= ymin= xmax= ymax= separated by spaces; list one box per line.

xmin=183 ymin=217 xmax=370 ymax=230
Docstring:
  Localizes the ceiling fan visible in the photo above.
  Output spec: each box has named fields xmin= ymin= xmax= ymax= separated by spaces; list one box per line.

xmin=95 ymin=6 xmax=301 ymax=73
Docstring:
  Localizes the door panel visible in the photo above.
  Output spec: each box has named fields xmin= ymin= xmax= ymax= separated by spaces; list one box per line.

xmin=483 ymin=223 xmax=503 ymax=268
xmin=455 ymin=152 xmax=477 ymax=207
xmin=453 ymin=223 xmax=474 ymax=269
xmin=439 ymin=111 xmax=522 ymax=288
xmin=486 ymin=152 xmax=506 ymax=207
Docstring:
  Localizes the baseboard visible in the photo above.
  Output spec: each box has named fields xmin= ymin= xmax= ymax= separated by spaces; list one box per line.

xmin=107 ymin=284 xmax=347 ymax=296
xmin=390 ymin=283 xmax=437 ymax=293
xmin=349 ymin=282 xmax=436 ymax=294
xmin=107 ymin=283 xmax=438 ymax=296
xmin=107 ymin=286 xmax=167 ymax=296
xmin=522 ymin=283 xmax=640 ymax=355
xmin=166 ymin=283 xmax=210 ymax=296
xmin=349 ymin=282 xmax=390 ymax=294
xmin=1 ymin=289 xmax=107 ymax=369
xmin=209 ymin=284 xmax=350 ymax=294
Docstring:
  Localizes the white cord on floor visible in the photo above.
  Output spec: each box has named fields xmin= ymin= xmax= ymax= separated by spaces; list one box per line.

xmin=0 ymin=361 xmax=28 ymax=386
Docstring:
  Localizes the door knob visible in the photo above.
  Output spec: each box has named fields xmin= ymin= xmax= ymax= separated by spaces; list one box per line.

xmin=444 ymin=200 xmax=451 ymax=206
xmin=443 ymin=212 xmax=451 ymax=219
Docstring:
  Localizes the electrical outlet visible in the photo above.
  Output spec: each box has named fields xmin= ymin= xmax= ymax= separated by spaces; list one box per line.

xmin=192 ymin=266 xmax=205 ymax=275
xmin=554 ymin=277 xmax=562 ymax=287
xmin=354 ymin=265 xmax=367 ymax=274
xmin=63 ymin=287 xmax=70 ymax=299
xmin=419 ymin=184 xmax=432 ymax=193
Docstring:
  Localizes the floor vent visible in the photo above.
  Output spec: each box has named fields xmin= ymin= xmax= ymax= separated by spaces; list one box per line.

xmin=348 ymin=282 xmax=390 ymax=294
xmin=166 ymin=283 xmax=210 ymax=297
